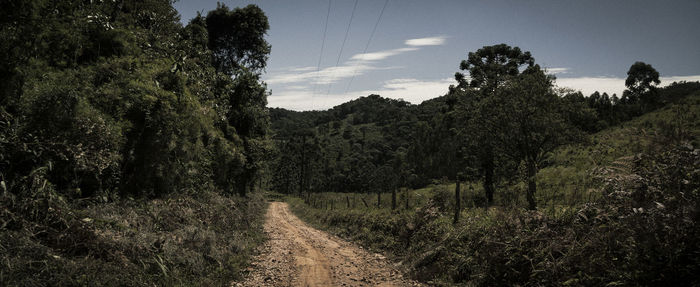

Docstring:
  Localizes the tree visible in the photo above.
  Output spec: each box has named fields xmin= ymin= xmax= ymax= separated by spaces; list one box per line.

xmin=455 ymin=43 xmax=534 ymax=92
xmin=204 ymin=5 xmax=271 ymax=196
xmin=454 ymin=173 xmax=464 ymax=224
xmin=625 ymin=61 xmax=660 ymax=96
xmin=206 ymin=4 xmax=270 ymax=75
xmin=625 ymin=61 xmax=660 ymax=109
xmin=487 ymin=66 xmax=578 ymax=210
xmin=452 ymin=44 xmax=534 ymax=205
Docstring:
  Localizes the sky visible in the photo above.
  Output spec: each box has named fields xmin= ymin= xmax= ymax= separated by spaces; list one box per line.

xmin=174 ymin=0 xmax=700 ymax=111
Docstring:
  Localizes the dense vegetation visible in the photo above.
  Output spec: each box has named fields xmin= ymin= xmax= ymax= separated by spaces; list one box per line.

xmin=1 ymin=1 xmax=271 ymax=285
xmin=272 ymin=44 xmax=700 ymax=285
xmin=2 ymin=1 xmax=698 ymax=285
xmin=270 ymin=44 xmax=697 ymax=209
xmin=285 ymin=91 xmax=700 ymax=286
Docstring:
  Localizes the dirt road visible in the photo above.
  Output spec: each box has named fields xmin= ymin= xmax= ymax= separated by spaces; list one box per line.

xmin=234 ymin=202 xmax=422 ymax=287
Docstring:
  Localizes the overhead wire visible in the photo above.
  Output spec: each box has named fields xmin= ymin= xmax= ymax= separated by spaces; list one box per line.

xmin=344 ymin=0 xmax=389 ymax=94
xmin=325 ymin=0 xmax=359 ymax=98
xmin=311 ymin=0 xmax=332 ymax=103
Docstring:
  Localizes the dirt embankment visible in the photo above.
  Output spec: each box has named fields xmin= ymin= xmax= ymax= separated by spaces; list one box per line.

xmin=234 ymin=202 xmax=422 ymax=287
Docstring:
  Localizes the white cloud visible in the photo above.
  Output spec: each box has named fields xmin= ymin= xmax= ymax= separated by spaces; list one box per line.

xmin=405 ymin=36 xmax=447 ymax=46
xmin=555 ymin=76 xmax=626 ymax=96
xmin=547 ymin=67 xmax=570 ymax=74
xmin=265 ymin=62 xmax=380 ymax=85
xmin=268 ymin=77 xmax=455 ymax=111
xmin=285 ymin=85 xmax=308 ymax=90
xmin=662 ymin=75 xmax=700 ymax=84
xmin=555 ymin=75 xmax=700 ymax=96
xmin=350 ymin=47 xmax=418 ymax=61
xmin=290 ymin=66 xmax=316 ymax=72
xmin=266 ymin=40 xmax=429 ymax=86
xmin=265 ymin=34 xmax=453 ymax=110
xmin=378 ymin=78 xmax=454 ymax=104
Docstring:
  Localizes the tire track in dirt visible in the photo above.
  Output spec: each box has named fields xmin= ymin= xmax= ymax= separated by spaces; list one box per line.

xmin=234 ymin=202 xmax=422 ymax=287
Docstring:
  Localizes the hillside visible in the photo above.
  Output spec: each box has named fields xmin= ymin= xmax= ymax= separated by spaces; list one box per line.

xmin=281 ymin=85 xmax=700 ymax=286
xmin=269 ymin=81 xmax=700 ymax=193
xmin=536 ymin=85 xmax=700 ymax=208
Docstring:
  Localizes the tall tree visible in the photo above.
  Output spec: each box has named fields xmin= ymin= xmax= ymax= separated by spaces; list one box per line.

xmin=206 ymin=4 xmax=271 ymax=75
xmin=204 ymin=4 xmax=272 ymax=196
xmin=625 ymin=61 xmax=660 ymax=109
xmin=625 ymin=61 xmax=660 ymax=96
xmin=452 ymin=44 xmax=534 ymax=205
xmin=455 ymin=44 xmax=534 ymax=92
xmin=487 ymin=66 xmax=577 ymax=210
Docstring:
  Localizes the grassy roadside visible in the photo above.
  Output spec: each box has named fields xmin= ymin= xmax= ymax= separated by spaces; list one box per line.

xmin=1 ymin=191 xmax=267 ymax=286
xmin=285 ymin=93 xmax=700 ymax=286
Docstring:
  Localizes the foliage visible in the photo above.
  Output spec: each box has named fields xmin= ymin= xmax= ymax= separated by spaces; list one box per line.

xmin=269 ymin=95 xmax=418 ymax=195
xmin=0 ymin=0 xmax=271 ymax=197
xmin=287 ymin=139 xmax=700 ymax=286
xmin=206 ymin=3 xmax=270 ymax=75
xmin=270 ymin=76 xmax=700 ymax=208
xmin=282 ymin=85 xmax=700 ymax=285
xmin=625 ymin=61 xmax=660 ymax=98
xmin=450 ymin=44 xmax=538 ymax=205
xmin=455 ymin=43 xmax=534 ymax=90
xmin=0 ymin=0 xmax=272 ymax=284
xmin=487 ymin=65 xmax=580 ymax=209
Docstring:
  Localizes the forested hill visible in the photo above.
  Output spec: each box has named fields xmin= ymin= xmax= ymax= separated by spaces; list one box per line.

xmin=270 ymin=94 xmax=430 ymax=138
xmin=270 ymin=81 xmax=700 ymax=194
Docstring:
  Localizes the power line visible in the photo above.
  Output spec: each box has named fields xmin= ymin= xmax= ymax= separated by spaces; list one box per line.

xmin=344 ymin=0 xmax=389 ymax=94
xmin=310 ymin=0 xmax=332 ymax=106
xmin=325 ymin=0 xmax=359 ymax=97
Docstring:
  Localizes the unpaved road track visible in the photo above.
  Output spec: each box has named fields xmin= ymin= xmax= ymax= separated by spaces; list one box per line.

xmin=234 ymin=202 xmax=423 ymax=287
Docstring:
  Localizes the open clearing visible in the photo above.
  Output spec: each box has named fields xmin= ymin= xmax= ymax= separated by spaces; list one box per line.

xmin=234 ymin=202 xmax=422 ymax=287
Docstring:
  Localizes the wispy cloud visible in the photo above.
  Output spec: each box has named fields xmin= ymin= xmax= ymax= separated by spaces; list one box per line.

xmin=555 ymin=75 xmax=700 ymax=96
xmin=547 ymin=67 xmax=570 ymax=74
xmin=266 ymin=47 xmax=419 ymax=85
xmin=265 ymin=35 xmax=445 ymax=87
xmin=290 ymin=66 xmax=316 ymax=72
xmin=350 ymin=47 xmax=419 ymax=61
xmin=268 ymin=77 xmax=455 ymax=111
xmin=405 ymin=36 xmax=447 ymax=46
xmin=266 ymin=63 xmax=390 ymax=85
xmin=265 ymin=35 xmax=452 ymax=110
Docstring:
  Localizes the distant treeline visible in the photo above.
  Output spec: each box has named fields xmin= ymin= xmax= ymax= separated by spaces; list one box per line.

xmin=269 ymin=44 xmax=700 ymax=210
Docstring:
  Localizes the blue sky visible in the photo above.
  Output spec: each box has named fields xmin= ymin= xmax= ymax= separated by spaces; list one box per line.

xmin=174 ymin=0 xmax=700 ymax=111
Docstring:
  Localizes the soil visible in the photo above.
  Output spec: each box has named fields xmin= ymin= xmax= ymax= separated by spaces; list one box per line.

xmin=234 ymin=202 xmax=423 ymax=287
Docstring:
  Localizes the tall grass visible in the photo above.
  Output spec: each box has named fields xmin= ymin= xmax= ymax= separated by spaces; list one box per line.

xmin=0 ymin=191 xmax=267 ymax=286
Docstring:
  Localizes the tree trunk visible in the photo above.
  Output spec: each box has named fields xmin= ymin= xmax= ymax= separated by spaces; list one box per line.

xmin=346 ymin=195 xmax=350 ymax=208
xmin=527 ymin=159 xmax=537 ymax=210
xmin=391 ymin=187 xmax=397 ymax=210
xmin=454 ymin=180 xmax=461 ymax=224
xmin=484 ymin=160 xmax=494 ymax=205
xmin=405 ymin=188 xmax=409 ymax=210
xmin=298 ymin=135 xmax=306 ymax=196
xmin=361 ymin=197 xmax=369 ymax=208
